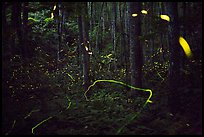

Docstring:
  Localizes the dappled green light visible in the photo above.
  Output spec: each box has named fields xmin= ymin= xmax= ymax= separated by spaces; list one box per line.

xmin=160 ymin=14 xmax=170 ymax=22
xmin=44 ymin=17 xmax=54 ymax=22
xmin=84 ymin=79 xmax=153 ymax=107
xmin=106 ymin=53 xmax=112 ymax=58
xmin=101 ymin=53 xmax=112 ymax=58
xmin=179 ymin=36 xmax=193 ymax=58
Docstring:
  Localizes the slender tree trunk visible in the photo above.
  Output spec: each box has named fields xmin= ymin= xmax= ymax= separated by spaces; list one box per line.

xmin=112 ymin=2 xmax=117 ymax=52
xmin=22 ymin=2 xmax=29 ymax=58
xmin=102 ymin=2 xmax=105 ymax=45
xmin=95 ymin=2 xmax=104 ymax=53
xmin=129 ymin=2 xmax=143 ymax=96
xmin=88 ymin=2 xmax=94 ymax=51
xmin=2 ymin=2 xmax=9 ymax=56
xmin=16 ymin=3 xmax=22 ymax=48
xmin=57 ymin=3 xmax=62 ymax=64
xmin=11 ymin=2 xmax=22 ymax=55
xmin=124 ymin=2 xmax=131 ymax=90
xmin=78 ymin=2 xmax=90 ymax=90
xmin=111 ymin=2 xmax=117 ymax=70
xmin=167 ymin=2 xmax=181 ymax=114
xmin=149 ymin=2 xmax=154 ymax=64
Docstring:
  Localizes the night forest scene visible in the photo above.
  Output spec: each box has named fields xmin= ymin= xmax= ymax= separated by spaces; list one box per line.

xmin=2 ymin=2 xmax=202 ymax=135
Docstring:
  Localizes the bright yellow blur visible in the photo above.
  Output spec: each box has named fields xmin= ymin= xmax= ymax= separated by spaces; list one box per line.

xmin=132 ymin=13 xmax=138 ymax=17
xmin=85 ymin=46 xmax=89 ymax=51
xmin=160 ymin=14 xmax=170 ymax=22
xmin=179 ymin=37 xmax=193 ymax=58
xmin=51 ymin=13 xmax=54 ymax=19
xmin=53 ymin=5 xmax=56 ymax=10
xmin=141 ymin=10 xmax=148 ymax=14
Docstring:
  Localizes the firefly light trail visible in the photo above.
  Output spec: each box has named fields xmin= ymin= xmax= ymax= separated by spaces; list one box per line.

xmin=84 ymin=79 xmax=153 ymax=107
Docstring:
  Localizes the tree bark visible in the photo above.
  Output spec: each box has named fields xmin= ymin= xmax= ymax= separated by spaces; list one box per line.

xmin=167 ymin=2 xmax=181 ymax=114
xmin=78 ymin=2 xmax=90 ymax=90
xmin=129 ymin=2 xmax=143 ymax=96
xmin=22 ymin=2 xmax=29 ymax=58
xmin=112 ymin=2 xmax=117 ymax=52
xmin=11 ymin=2 xmax=22 ymax=55
xmin=57 ymin=3 xmax=62 ymax=63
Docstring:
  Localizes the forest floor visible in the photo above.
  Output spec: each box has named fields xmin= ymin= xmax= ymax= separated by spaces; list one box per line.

xmin=2 ymin=54 xmax=202 ymax=135
xmin=2 ymin=75 xmax=202 ymax=135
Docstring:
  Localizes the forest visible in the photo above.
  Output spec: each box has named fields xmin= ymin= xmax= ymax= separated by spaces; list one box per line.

xmin=2 ymin=2 xmax=202 ymax=135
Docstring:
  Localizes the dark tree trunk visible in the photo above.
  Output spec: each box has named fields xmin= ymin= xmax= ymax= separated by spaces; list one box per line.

xmin=22 ymin=2 xmax=29 ymax=58
xmin=11 ymin=2 xmax=22 ymax=55
xmin=2 ymin=2 xmax=7 ymax=30
xmin=2 ymin=2 xmax=7 ymax=48
xmin=112 ymin=2 xmax=117 ymax=52
xmin=167 ymin=2 xmax=181 ymax=114
xmin=129 ymin=2 xmax=143 ymax=96
xmin=57 ymin=3 xmax=62 ymax=63
xmin=16 ymin=3 xmax=23 ymax=50
xmin=78 ymin=2 xmax=90 ymax=90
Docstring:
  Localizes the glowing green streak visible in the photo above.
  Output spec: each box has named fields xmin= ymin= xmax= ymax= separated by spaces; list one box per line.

xmin=84 ymin=79 xmax=153 ymax=134
xmin=66 ymin=73 xmax=75 ymax=81
xmin=84 ymin=79 xmax=153 ymax=107
xmin=5 ymin=120 xmax=16 ymax=135
xmin=66 ymin=96 xmax=72 ymax=110
xmin=32 ymin=96 xmax=72 ymax=134
xmin=32 ymin=116 xmax=53 ymax=134
xmin=24 ymin=109 xmax=40 ymax=119
xmin=156 ymin=71 xmax=164 ymax=81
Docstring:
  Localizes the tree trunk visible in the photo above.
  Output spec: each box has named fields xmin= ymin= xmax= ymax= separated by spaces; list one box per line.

xmin=112 ymin=2 xmax=117 ymax=52
xmin=95 ymin=2 xmax=104 ymax=53
xmin=167 ymin=2 xmax=181 ymax=114
xmin=88 ymin=2 xmax=94 ymax=51
xmin=2 ymin=2 xmax=9 ymax=57
xmin=78 ymin=2 xmax=90 ymax=90
xmin=22 ymin=2 xmax=29 ymax=58
xmin=111 ymin=2 xmax=117 ymax=70
xmin=57 ymin=3 xmax=62 ymax=64
xmin=11 ymin=2 xmax=22 ymax=55
xmin=129 ymin=2 xmax=143 ymax=96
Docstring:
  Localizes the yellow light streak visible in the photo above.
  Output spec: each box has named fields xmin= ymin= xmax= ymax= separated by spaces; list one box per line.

xmin=85 ymin=46 xmax=89 ymax=51
xmin=84 ymin=79 xmax=153 ymax=107
xmin=179 ymin=36 xmax=193 ymax=58
xmin=53 ymin=5 xmax=56 ymax=10
xmin=141 ymin=10 xmax=148 ymax=14
xmin=132 ymin=13 xmax=138 ymax=17
xmin=160 ymin=14 xmax=170 ymax=22
xmin=51 ymin=13 xmax=54 ymax=19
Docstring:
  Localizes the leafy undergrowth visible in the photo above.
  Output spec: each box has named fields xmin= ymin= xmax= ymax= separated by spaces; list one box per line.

xmin=3 ymin=82 xmax=201 ymax=135
xmin=2 ymin=50 xmax=202 ymax=135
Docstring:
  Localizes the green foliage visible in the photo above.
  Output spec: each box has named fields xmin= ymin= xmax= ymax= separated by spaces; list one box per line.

xmin=66 ymin=21 xmax=79 ymax=34
xmin=44 ymin=17 xmax=54 ymax=23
